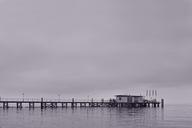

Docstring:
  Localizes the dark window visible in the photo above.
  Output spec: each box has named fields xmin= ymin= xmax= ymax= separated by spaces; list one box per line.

xmin=119 ymin=97 xmax=121 ymax=100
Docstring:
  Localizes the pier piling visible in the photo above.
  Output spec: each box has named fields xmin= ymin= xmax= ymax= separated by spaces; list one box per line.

xmin=71 ymin=98 xmax=74 ymax=108
xmin=3 ymin=102 xmax=9 ymax=109
xmin=41 ymin=98 xmax=43 ymax=109
xmin=161 ymin=99 xmax=164 ymax=108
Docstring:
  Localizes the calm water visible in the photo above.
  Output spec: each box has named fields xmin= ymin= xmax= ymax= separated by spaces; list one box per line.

xmin=0 ymin=105 xmax=192 ymax=128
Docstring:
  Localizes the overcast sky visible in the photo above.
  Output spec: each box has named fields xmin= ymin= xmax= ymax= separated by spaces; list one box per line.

xmin=0 ymin=0 xmax=192 ymax=104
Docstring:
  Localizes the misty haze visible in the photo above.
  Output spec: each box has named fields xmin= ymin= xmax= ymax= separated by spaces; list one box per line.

xmin=0 ymin=0 xmax=192 ymax=128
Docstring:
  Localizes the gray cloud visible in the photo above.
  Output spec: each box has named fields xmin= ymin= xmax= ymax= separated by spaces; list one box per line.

xmin=0 ymin=0 xmax=192 ymax=103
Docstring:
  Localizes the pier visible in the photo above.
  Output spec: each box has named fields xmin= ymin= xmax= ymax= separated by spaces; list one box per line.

xmin=0 ymin=97 xmax=163 ymax=109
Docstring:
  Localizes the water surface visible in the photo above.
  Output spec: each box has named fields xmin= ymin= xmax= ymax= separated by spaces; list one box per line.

xmin=0 ymin=105 xmax=192 ymax=128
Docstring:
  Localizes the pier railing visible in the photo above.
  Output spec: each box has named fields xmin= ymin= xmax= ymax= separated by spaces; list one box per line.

xmin=0 ymin=98 xmax=109 ymax=102
xmin=0 ymin=98 xmax=41 ymax=102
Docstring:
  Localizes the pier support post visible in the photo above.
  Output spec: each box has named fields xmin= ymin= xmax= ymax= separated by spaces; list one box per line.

xmin=71 ymin=98 xmax=74 ymax=108
xmin=50 ymin=103 xmax=54 ymax=108
xmin=3 ymin=102 xmax=9 ymax=109
xmin=41 ymin=98 xmax=43 ymax=109
xmin=61 ymin=103 xmax=67 ymax=108
xmin=91 ymin=98 xmax=93 ymax=107
xmin=65 ymin=103 xmax=68 ymax=108
xmin=29 ymin=102 xmax=35 ymax=108
xmin=161 ymin=99 xmax=164 ymax=108
xmin=29 ymin=102 xmax=34 ymax=108
xmin=74 ymin=103 xmax=77 ymax=107
xmin=101 ymin=99 xmax=104 ymax=106
xmin=62 ymin=103 xmax=64 ymax=108
xmin=3 ymin=102 xmax=5 ymax=108
xmin=33 ymin=102 xmax=35 ymax=108
xmin=66 ymin=103 xmax=68 ymax=107
xmin=17 ymin=102 xmax=22 ymax=108
xmin=44 ymin=103 xmax=47 ymax=108
xmin=6 ymin=102 xmax=9 ymax=108
xmin=20 ymin=102 xmax=22 ymax=108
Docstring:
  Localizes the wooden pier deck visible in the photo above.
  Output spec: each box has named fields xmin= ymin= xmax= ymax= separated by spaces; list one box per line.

xmin=0 ymin=98 xmax=163 ymax=109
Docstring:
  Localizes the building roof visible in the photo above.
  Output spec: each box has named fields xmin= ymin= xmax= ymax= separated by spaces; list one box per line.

xmin=115 ymin=95 xmax=143 ymax=97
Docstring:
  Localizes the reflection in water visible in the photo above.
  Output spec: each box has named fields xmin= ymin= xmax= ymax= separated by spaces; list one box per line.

xmin=0 ymin=105 xmax=192 ymax=128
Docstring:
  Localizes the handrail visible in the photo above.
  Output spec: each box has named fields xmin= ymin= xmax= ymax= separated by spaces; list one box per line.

xmin=0 ymin=98 xmax=110 ymax=102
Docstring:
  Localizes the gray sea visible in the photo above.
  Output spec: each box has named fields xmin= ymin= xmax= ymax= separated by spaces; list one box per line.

xmin=0 ymin=104 xmax=192 ymax=128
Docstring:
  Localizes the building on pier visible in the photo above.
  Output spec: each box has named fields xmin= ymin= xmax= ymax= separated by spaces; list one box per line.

xmin=115 ymin=95 xmax=144 ymax=103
